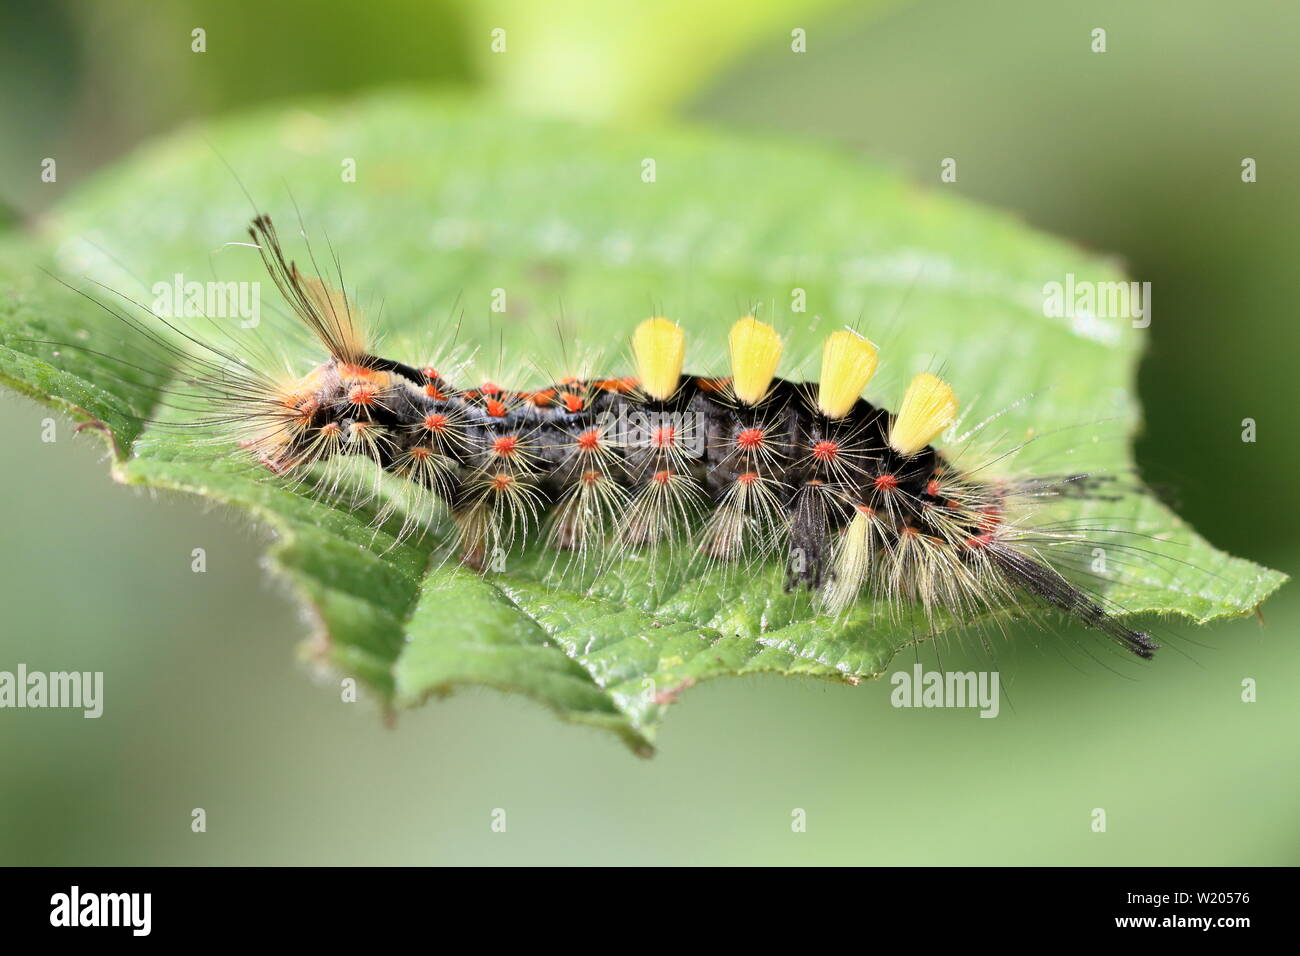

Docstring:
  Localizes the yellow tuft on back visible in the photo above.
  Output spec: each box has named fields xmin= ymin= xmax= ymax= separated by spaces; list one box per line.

xmin=728 ymin=316 xmax=783 ymax=405
xmin=632 ymin=317 xmax=686 ymax=401
xmin=889 ymin=372 xmax=958 ymax=456
xmin=817 ymin=329 xmax=878 ymax=419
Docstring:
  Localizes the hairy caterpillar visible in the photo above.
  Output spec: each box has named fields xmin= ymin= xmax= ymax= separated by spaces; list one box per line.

xmin=156 ymin=215 xmax=1156 ymax=660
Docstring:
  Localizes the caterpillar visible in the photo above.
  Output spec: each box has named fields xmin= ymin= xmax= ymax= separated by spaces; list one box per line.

xmin=182 ymin=215 xmax=1156 ymax=659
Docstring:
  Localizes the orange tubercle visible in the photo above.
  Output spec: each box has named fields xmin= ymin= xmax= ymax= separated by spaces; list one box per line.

xmin=812 ymin=440 xmax=839 ymax=463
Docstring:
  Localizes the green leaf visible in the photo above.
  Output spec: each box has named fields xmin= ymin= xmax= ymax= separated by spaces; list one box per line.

xmin=0 ymin=92 xmax=1284 ymax=754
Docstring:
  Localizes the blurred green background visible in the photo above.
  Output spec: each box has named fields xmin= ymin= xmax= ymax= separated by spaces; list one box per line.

xmin=1 ymin=0 xmax=1295 ymax=865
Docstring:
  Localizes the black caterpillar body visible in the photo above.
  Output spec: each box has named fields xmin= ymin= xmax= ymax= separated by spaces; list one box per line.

xmin=236 ymin=215 xmax=1158 ymax=659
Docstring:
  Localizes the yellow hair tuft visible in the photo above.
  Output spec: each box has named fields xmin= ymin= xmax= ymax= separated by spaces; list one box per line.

xmin=889 ymin=372 xmax=958 ymax=456
xmin=728 ymin=316 xmax=783 ymax=405
xmin=817 ymin=329 xmax=878 ymax=419
xmin=632 ymin=317 xmax=686 ymax=401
